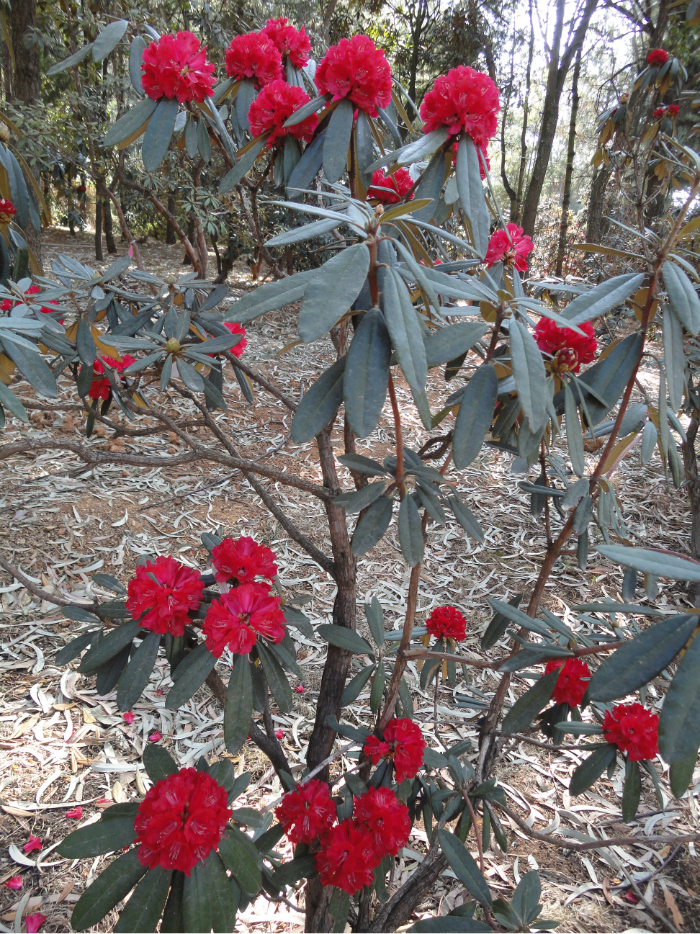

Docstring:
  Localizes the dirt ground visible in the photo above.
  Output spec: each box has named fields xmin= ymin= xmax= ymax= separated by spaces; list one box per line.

xmin=0 ymin=227 xmax=698 ymax=933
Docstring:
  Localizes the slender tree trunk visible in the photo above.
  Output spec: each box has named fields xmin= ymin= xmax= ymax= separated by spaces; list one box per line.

xmin=407 ymin=2 xmax=426 ymax=105
xmin=166 ymin=195 xmax=177 ymax=245
xmin=183 ymin=217 xmax=195 ymax=264
xmin=555 ymin=50 xmax=581 ymax=277
xmin=513 ymin=0 xmax=534 ymax=224
xmin=103 ymin=197 xmax=116 ymax=253
xmin=95 ymin=197 xmax=103 ymax=261
xmin=586 ymin=164 xmax=611 ymax=243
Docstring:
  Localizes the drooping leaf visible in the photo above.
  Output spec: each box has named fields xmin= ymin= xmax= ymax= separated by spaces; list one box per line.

xmin=561 ymin=273 xmax=645 ymax=326
xmin=456 ymin=135 xmax=489 ymax=256
xmin=291 ymin=355 xmax=346 ymax=443
xmin=93 ymin=20 xmax=129 ymax=62
xmin=116 ymin=630 xmax=160 ymax=712
xmin=564 ymin=382 xmax=585 ymax=478
xmin=266 ymin=216 xmax=342 ymax=248
xmin=1 ymin=338 xmax=57 ymax=398
xmin=481 ymin=594 xmax=522 ymax=650
xmin=96 ymin=643 xmax=131 ymax=696
xmin=317 ymin=625 xmax=374 ymax=655
xmin=219 ymin=136 xmax=266 ymax=192
xmin=344 ymin=309 xmax=391 ymax=437
xmin=165 ymin=642 xmax=217 ymax=709
xmin=225 ymin=653 xmax=253 ymax=754
xmin=70 ymin=848 xmax=147 ymax=931
xmin=572 ymin=333 xmax=643 ymax=425
xmin=298 ymin=243 xmax=370 ymax=343
xmin=398 ymin=493 xmax=424 ymax=566
xmin=78 ymin=620 xmax=142 ymax=674
xmin=501 ymin=669 xmax=559 ymax=734
xmin=142 ymin=97 xmax=179 ymax=172
xmin=218 ymin=828 xmax=262 ymax=897
xmin=226 ymin=269 xmax=315 ymax=324
xmin=658 ymin=630 xmax=700 ymax=762
xmin=437 ymin=829 xmax=492 ymax=907
xmin=452 ymin=364 xmax=498 ymax=469
xmin=510 ymin=319 xmax=547 ymax=433
xmin=336 ymin=453 xmax=388 ymax=477
xmin=57 ymin=816 xmax=137 ymax=858
xmin=287 ymin=129 xmax=326 ymax=197
xmin=143 ymin=743 xmax=178 ymax=784
xmin=46 ymin=43 xmax=94 ymax=75
xmin=663 ymin=304 xmax=685 ymax=412
xmin=323 ymin=99 xmax=354 ymax=184
xmin=425 ymin=323 xmax=487 ymax=368
xmin=351 ymin=495 xmax=394 ymax=555
xmin=129 ymin=37 xmax=146 ymax=95
xmin=365 ymin=596 xmax=385 ymax=647
xmin=333 ymin=480 xmax=388 ymax=514
xmin=383 ymin=266 xmax=427 ymax=399
xmin=669 ymin=748 xmax=698 ymax=799
xmin=413 ymin=148 xmax=446 ymax=223
xmin=341 ymin=664 xmax=376 ymax=706
xmin=622 ymin=759 xmax=641 ymax=822
xmin=103 ymin=97 xmax=159 ymax=147
xmin=114 ymin=866 xmax=171 ymax=933
xmin=663 ymin=262 xmax=700 ymax=336
xmin=569 ymin=744 xmax=617 ymax=795
xmin=257 ymin=641 xmax=293 ymax=713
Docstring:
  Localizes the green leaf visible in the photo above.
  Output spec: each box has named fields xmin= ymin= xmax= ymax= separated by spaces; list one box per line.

xmin=437 ymin=829 xmax=492 ymax=907
xmin=165 ymin=642 xmax=217 ymax=709
xmin=269 ymin=854 xmax=317 ymax=889
xmin=225 ymin=653 xmax=253 ymax=754
xmin=456 ymin=135 xmax=489 ymax=256
xmin=663 ymin=262 xmax=700 ymax=336
xmin=0 ymin=380 xmax=28 ymax=422
xmin=323 ymin=98 xmax=354 ymax=184
xmin=160 ymin=871 xmax=185 ymax=934
xmin=93 ymin=20 xmax=128 ymax=62
xmin=71 ymin=848 xmax=147 ymax=931
xmin=425 ymin=323 xmax=487 ymax=368
xmin=370 ymin=661 xmax=386 ymax=713
xmin=452 ymin=364 xmax=498 ymax=469
xmin=569 ymin=744 xmax=617 ymax=796
xmin=501 ymin=670 xmax=559 ymax=734
xmin=219 ymin=828 xmax=262 ymax=897
xmin=365 ymin=597 xmax=385 ymax=647
xmin=291 ymin=355 xmax=346 ymax=443
xmin=129 ymin=37 xmax=146 ymax=95
xmin=573 ymin=333 xmax=643 ymax=425
xmin=663 ymin=305 xmax=685 ymax=412
xmin=283 ymin=93 xmax=328 ymax=127
xmin=398 ymin=493 xmax=424 ymax=566
xmin=341 ymin=664 xmax=376 ymax=706
xmin=257 ymin=641 xmax=293 ymax=713
xmin=596 ymin=545 xmax=700 ymax=582
xmin=327 ymin=714 xmax=370 ymax=744
xmin=337 ymin=453 xmax=387 ymax=477
xmin=78 ymin=620 xmax=141 ymax=674
xmin=298 ymin=243 xmax=370 ymax=343
xmin=96 ymin=644 xmax=130 ymax=696
xmin=46 ymin=43 xmax=94 ymax=75
xmin=352 ymin=495 xmax=394 ymax=555
xmin=236 ymin=79 xmax=256 ymax=131
xmin=622 ymin=759 xmax=641 ymax=823
xmin=219 ymin=136 xmax=266 ymax=193
xmin=1 ymin=338 xmax=57 ymax=398
xmin=56 ymin=629 xmax=100 ymax=665
xmin=368 ymin=127 xmax=449 ymax=172
xmin=142 ymin=97 xmax=179 ymax=172
xmin=57 ymin=816 xmax=137 ymax=858
xmin=266 ymin=216 xmax=342 ymax=248
xmin=117 ymin=630 xmax=160 ymax=712
xmin=413 ymin=148 xmax=446 ymax=223
xmin=143 ymin=744 xmax=178 ymax=783
xmin=512 ymin=871 xmax=541 ymax=926
xmin=553 ymin=722 xmax=604 ymax=735
xmin=344 ymin=309 xmax=391 ymax=437
xmin=481 ymin=594 xmax=522 ymax=650
xmin=669 ymin=748 xmax=698 ymax=799
xmin=588 ymin=614 xmax=696 ymax=702
xmin=658 ymin=629 xmax=700 ymax=762
xmin=561 ymin=273 xmax=645 ymax=326
xmin=317 ymin=624 xmax=374 ymax=655
xmin=333 ymin=480 xmax=388 ymax=513
xmin=114 ymin=866 xmax=171 ymax=933
xmin=510 ymin=319 xmax=547 ymax=433
xmin=564 ymin=382 xmax=585 ymax=478
xmin=226 ymin=269 xmax=315 ymax=324
xmin=287 ymin=129 xmax=326 ymax=198
xmin=183 ymin=853 xmax=236 ymax=934
xmin=383 ymin=266 xmax=427 ymax=400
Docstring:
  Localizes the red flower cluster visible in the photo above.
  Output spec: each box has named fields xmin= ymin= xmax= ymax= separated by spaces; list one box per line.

xmin=211 ymin=535 xmax=277 ymax=585
xmin=315 ymin=787 xmax=410 ymax=894
xmin=248 ymin=80 xmax=318 ymax=145
xmin=654 ymin=104 xmax=679 ymax=119
xmin=135 ymin=768 xmax=231 ymax=876
xmin=275 ymin=778 xmax=336 ymax=844
xmin=315 ymin=36 xmax=392 ymax=117
xmin=88 ymin=355 xmax=135 ymax=400
xmin=534 ymin=318 xmax=597 ymax=374
xmin=426 ymin=605 xmax=467 ymax=642
xmin=603 ymin=703 xmax=659 ymax=761
xmin=142 ymin=31 xmax=215 ymax=104
xmin=420 ymin=66 xmax=500 ymax=149
xmin=225 ymin=32 xmax=283 ymax=88
xmin=77 ymin=184 xmax=87 ymax=194
xmin=0 ymin=198 xmax=16 ymax=224
xmin=203 ymin=583 xmax=285 ymax=656
xmin=544 ymin=657 xmax=590 ymax=707
xmin=223 ymin=321 xmax=247 ymax=357
xmin=368 ymin=168 xmax=413 ymax=204
xmin=126 ymin=555 xmax=204 ymax=636
xmin=363 ymin=717 xmax=425 ymax=783
xmin=647 ymin=48 xmax=669 ymax=67
xmin=484 ymin=223 xmax=534 ymax=273
xmin=2 ymin=283 xmax=63 ymax=323
xmin=261 ymin=18 xmax=311 ymax=69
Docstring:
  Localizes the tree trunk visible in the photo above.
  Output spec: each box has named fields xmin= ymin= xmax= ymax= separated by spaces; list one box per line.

xmin=555 ymin=49 xmax=581 ymax=277
xmin=513 ymin=0 xmax=534 ymax=224
xmin=682 ymin=416 xmax=700 ymax=606
xmin=183 ymin=217 xmax=195 ymax=264
xmin=407 ymin=0 xmax=427 ymax=105
xmin=95 ymin=197 xmax=103 ymax=261
xmin=103 ymin=198 xmax=116 ymax=253
xmin=586 ymin=164 xmax=611 ymax=243
xmin=166 ymin=195 xmax=177 ymax=245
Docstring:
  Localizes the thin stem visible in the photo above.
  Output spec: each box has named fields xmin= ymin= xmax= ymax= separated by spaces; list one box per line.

xmin=388 ymin=371 xmax=404 ymax=488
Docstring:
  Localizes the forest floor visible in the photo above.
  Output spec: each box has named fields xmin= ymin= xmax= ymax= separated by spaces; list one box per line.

xmin=0 ymin=226 xmax=698 ymax=934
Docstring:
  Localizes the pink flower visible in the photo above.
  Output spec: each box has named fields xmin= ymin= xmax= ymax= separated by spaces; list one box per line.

xmin=66 ymin=806 xmax=83 ymax=819
xmin=141 ymin=31 xmax=215 ymax=104
xmin=248 ymin=80 xmax=318 ymax=146
xmin=123 ymin=711 xmax=135 ymax=725
xmin=3 ymin=876 xmax=22 ymax=890
xmin=25 ymin=913 xmax=46 ymax=934
xmin=275 ymin=729 xmax=284 ymax=740
xmin=225 ymin=32 xmax=283 ymax=88
xmin=294 ymin=685 xmax=304 ymax=694
xmin=484 ymin=223 xmax=534 ymax=273
xmin=315 ymin=36 xmax=392 ymax=117
xmin=224 ymin=322 xmax=247 ymax=357
xmin=261 ymin=18 xmax=311 ymax=69
xmin=149 ymin=731 xmax=162 ymax=743
xmin=23 ymin=836 xmax=42 ymax=853
xmin=420 ymin=66 xmax=500 ymax=148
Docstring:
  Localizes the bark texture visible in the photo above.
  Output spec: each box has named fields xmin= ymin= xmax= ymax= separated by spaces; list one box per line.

xmin=555 ymin=49 xmax=582 ymax=277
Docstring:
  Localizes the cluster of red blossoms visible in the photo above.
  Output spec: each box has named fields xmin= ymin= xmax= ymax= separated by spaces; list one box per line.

xmin=248 ymin=80 xmax=318 ymax=145
xmin=262 ymin=18 xmax=311 ymax=69
xmin=603 ymin=702 xmax=659 ymax=761
xmin=135 ymin=768 xmax=231 ymax=875
xmin=647 ymin=48 xmax=669 ymax=67
xmin=0 ymin=198 xmax=16 ymax=224
xmin=211 ymin=535 xmax=277 ymax=584
xmin=363 ymin=717 xmax=426 ymax=783
xmin=653 ymin=104 xmax=679 ymax=120
xmin=87 ymin=355 xmax=135 ymax=400
xmin=142 ymin=31 xmax=215 ymax=104
xmin=484 ymin=223 xmax=534 ymax=273
xmin=223 ymin=321 xmax=247 ymax=357
xmin=126 ymin=555 xmax=204 ymax=636
xmin=225 ymin=32 xmax=283 ymax=88
xmin=544 ymin=658 xmax=591 ymax=708
xmin=1 ymin=284 xmax=62 ymax=322
xmin=275 ymin=777 xmax=336 ymax=844
xmin=420 ymin=65 xmax=500 ymax=149
xmin=426 ymin=605 xmax=467 ymax=643
xmin=534 ymin=317 xmax=597 ymax=374
xmin=368 ymin=168 xmax=413 ymax=204
xmin=315 ymin=35 xmax=392 ymax=117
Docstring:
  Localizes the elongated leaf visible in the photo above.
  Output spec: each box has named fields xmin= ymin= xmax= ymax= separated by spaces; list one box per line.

xmin=383 ymin=266 xmax=426 ymax=396
xmin=569 ymin=744 xmax=617 ymax=795
xmin=165 ymin=642 xmax=217 ymax=709
xmin=425 ymin=323 xmax=486 ymax=368
xmin=103 ymin=97 xmax=158 ymax=148
xmin=333 ymin=480 xmax=388 ymax=513
xmin=368 ymin=127 xmax=449 ymax=172
xmin=452 ymin=364 xmax=498 ymax=468
xmin=413 ymin=148 xmax=446 ymax=223
xmin=78 ymin=620 xmax=141 ymax=674
xmin=71 ymin=848 xmax=147 ymax=931
xmin=58 ymin=816 xmax=137 ymax=858
xmin=456 ymin=135 xmax=488 ymax=256
xmin=501 ymin=669 xmax=559 ymax=734
xmin=298 ymin=243 xmax=370 ymax=343
xmin=266 ymin=216 xmax=342 ymax=248
xmin=287 ymin=129 xmax=326 ymax=197
xmin=56 ymin=629 xmax=99 ymax=665
xmin=366 ymin=596 xmax=385 ymax=647
xmin=47 ymin=43 xmax=94 ymax=75
xmin=337 ymin=453 xmax=387 ymax=476
xmin=96 ymin=643 xmax=131 ymax=696
xmin=143 ymin=743 xmax=178 ymax=783
xmin=114 ymin=866 xmax=171 ymax=933
xmin=344 ymin=309 xmax=391 ymax=437
xmin=596 ymin=545 xmax=700 ymax=582
xmin=93 ymin=20 xmax=128 ymax=62
xmin=352 ymin=495 xmax=394 ymax=555
xmin=622 ymin=759 xmax=641 ymax=822
xmin=183 ymin=861 xmax=213 ymax=934
xmin=574 ymin=333 xmax=643 ymax=424
xmin=283 ymin=94 xmax=328 ymax=127
xmin=341 ymin=664 xmax=376 ymax=706
xmin=317 ymin=624 xmax=374 ymax=655
xmin=408 ymin=919 xmax=491 ymax=933
xmin=663 ymin=262 xmax=700 ymax=336
xmin=669 ymin=748 xmax=698 ymax=799
xmin=588 ymin=614 xmax=696 ymax=702
xmin=142 ymin=97 xmax=178 ymax=172
xmin=561 ymin=273 xmax=645 ymax=326
xmin=323 ymin=99 xmax=354 ymax=184
xmin=510 ymin=319 xmax=547 ymax=432
xmin=129 ymin=37 xmax=146 ymax=95
xmin=658 ymin=630 xmax=700 ymax=762
xmin=218 ymin=828 xmax=262 ymax=897
xmin=437 ymin=829 xmax=492 ymax=907
xmin=219 ymin=135 xmax=266 ymax=192
xmin=398 ymin=493 xmax=424 ymax=566
xmin=564 ymin=382 xmax=585 ymax=478
xmin=161 ymin=871 xmax=185 ymax=934
xmin=481 ymin=594 xmax=522 ymax=650
xmin=226 ymin=269 xmax=315 ymax=324
xmin=0 ymin=380 xmax=28 ymax=422
xmin=224 ymin=653 xmax=253 ymax=754
xmin=257 ymin=641 xmax=293 ymax=713
xmin=663 ymin=304 xmax=685 ymax=412
xmin=116 ymin=630 xmax=160 ymax=711
xmin=291 ymin=355 xmax=346 ymax=443
xmin=2 ymin=337 xmax=57 ymax=398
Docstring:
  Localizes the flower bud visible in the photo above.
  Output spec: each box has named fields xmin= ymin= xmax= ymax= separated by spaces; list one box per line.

xmin=165 ymin=338 xmax=181 ymax=354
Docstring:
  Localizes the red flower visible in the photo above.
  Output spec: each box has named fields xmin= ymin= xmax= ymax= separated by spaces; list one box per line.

xmin=0 ymin=298 xmax=12 ymax=311
xmin=261 ymin=18 xmax=311 ymax=69
xmin=315 ymin=36 xmax=392 ymax=117
xmin=364 ymin=718 xmax=425 ymax=783
xmin=224 ymin=322 xmax=247 ymax=357
xmin=202 ymin=582 xmax=286 ymax=657
xmin=426 ymin=605 xmax=467 ymax=642
xmin=3 ymin=876 xmax=21 ymax=890
xmin=647 ymin=48 xmax=669 ymax=67
xmin=420 ymin=66 xmax=499 ymax=149
xmin=248 ymin=80 xmax=318 ymax=146
xmin=87 ymin=354 xmax=135 ymax=400
xmin=653 ymin=107 xmax=665 ymax=119
xmin=368 ymin=168 xmax=413 ymax=204
xmin=126 ymin=555 xmax=204 ymax=636
xmin=275 ymin=778 xmax=336 ymax=844
xmin=225 ymin=32 xmax=283 ymax=88
xmin=22 ymin=283 xmax=64 ymax=323
xmin=66 ymin=806 xmax=83 ymax=819
xmin=77 ymin=184 xmax=87 ymax=193
xmin=25 ymin=913 xmax=46 ymax=934
xmin=149 ymin=731 xmax=162 ymax=742
xmin=534 ymin=318 xmax=597 ymax=374
xmin=135 ymin=767 xmax=231 ymax=876
xmin=0 ymin=198 xmax=16 ymax=224
xmin=603 ymin=703 xmax=659 ymax=761
xmin=315 ymin=820 xmax=379 ymax=894
xmin=666 ymin=104 xmax=679 ymax=117
xmin=484 ymin=223 xmax=534 ymax=272
xmin=544 ymin=657 xmax=590 ymax=707
xmin=23 ymin=836 xmax=42 ymax=853
xmin=294 ymin=685 xmax=304 ymax=693
xmin=353 ymin=787 xmax=410 ymax=857
xmin=142 ymin=31 xmax=215 ymax=104
xmin=211 ymin=535 xmax=278 ymax=585
xmin=123 ymin=711 xmax=135 ymax=725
